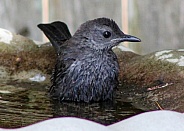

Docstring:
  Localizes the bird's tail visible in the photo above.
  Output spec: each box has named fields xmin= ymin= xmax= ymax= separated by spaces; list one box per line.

xmin=38 ymin=21 xmax=72 ymax=53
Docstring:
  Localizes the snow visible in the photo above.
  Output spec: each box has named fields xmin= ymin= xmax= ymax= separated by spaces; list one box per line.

xmin=177 ymin=49 xmax=184 ymax=52
xmin=155 ymin=50 xmax=172 ymax=57
xmin=33 ymin=40 xmax=45 ymax=46
xmin=154 ymin=50 xmax=184 ymax=67
xmin=0 ymin=28 xmax=13 ymax=44
xmin=166 ymin=58 xmax=179 ymax=63
xmin=29 ymin=74 xmax=46 ymax=82
xmin=177 ymin=56 xmax=184 ymax=66
xmin=157 ymin=53 xmax=173 ymax=60
xmin=0 ymin=90 xmax=11 ymax=94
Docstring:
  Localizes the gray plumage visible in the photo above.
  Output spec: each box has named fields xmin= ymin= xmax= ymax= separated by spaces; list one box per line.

xmin=38 ymin=18 xmax=141 ymax=102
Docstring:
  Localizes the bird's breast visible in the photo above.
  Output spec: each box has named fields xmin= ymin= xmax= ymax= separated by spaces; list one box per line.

xmin=67 ymin=54 xmax=119 ymax=83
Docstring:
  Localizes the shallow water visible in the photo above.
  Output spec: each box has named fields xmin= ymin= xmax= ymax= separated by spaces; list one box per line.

xmin=0 ymin=80 xmax=144 ymax=128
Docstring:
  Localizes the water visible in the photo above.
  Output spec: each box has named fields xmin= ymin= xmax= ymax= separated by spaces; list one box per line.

xmin=0 ymin=80 xmax=144 ymax=128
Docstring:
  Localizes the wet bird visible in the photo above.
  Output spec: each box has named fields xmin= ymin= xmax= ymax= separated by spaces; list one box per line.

xmin=38 ymin=18 xmax=141 ymax=102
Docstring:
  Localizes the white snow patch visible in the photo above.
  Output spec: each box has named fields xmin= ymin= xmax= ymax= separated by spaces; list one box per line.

xmin=166 ymin=59 xmax=179 ymax=63
xmin=0 ymin=90 xmax=11 ymax=94
xmin=155 ymin=50 xmax=172 ymax=57
xmin=33 ymin=40 xmax=45 ymax=46
xmin=29 ymin=74 xmax=46 ymax=82
xmin=116 ymin=45 xmax=134 ymax=52
xmin=0 ymin=28 xmax=13 ymax=44
xmin=157 ymin=53 xmax=173 ymax=60
xmin=178 ymin=61 xmax=184 ymax=66
xmin=178 ymin=56 xmax=184 ymax=66
xmin=177 ymin=49 xmax=184 ymax=52
xmin=165 ymin=56 xmax=184 ymax=66
xmin=0 ymin=100 xmax=9 ymax=104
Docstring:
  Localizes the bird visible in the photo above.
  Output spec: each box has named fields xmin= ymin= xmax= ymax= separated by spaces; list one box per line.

xmin=38 ymin=17 xmax=141 ymax=102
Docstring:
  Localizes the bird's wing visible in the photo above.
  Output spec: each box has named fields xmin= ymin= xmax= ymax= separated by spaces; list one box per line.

xmin=37 ymin=21 xmax=74 ymax=95
xmin=37 ymin=21 xmax=72 ymax=53
xmin=49 ymin=43 xmax=79 ymax=96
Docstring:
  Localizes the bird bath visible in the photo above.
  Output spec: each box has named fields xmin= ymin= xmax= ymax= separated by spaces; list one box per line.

xmin=0 ymin=80 xmax=143 ymax=128
xmin=0 ymin=27 xmax=143 ymax=129
xmin=1 ymin=27 xmax=184 ymax=129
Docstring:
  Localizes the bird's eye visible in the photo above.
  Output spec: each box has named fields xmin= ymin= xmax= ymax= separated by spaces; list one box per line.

xmin=103 ymin=31 xmax=111 ymax=38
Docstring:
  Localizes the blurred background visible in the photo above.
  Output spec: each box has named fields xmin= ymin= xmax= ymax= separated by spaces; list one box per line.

xmin=0 ymin=0 xmax=184 ymax=54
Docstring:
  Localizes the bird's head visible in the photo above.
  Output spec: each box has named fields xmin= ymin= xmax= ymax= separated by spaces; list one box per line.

xmin=73 ymin=18 xmax=141 ymax=50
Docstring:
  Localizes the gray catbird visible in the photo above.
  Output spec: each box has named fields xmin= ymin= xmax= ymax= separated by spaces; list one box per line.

xmin=38 ymin=18 xmax=141 ymax=102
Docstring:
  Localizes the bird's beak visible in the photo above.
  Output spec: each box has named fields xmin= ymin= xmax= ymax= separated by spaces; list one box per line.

xmin=112 ymin=34 xmax=141 ymax=43
xmin=111 ymin=34 xmax=141 ymax=43
xmin=121 ymin=34 xmax=141 ymax=42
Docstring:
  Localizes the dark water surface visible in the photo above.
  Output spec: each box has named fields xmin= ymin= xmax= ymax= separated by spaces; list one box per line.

xmin=0 ymin=80 xmax=144 ymax=128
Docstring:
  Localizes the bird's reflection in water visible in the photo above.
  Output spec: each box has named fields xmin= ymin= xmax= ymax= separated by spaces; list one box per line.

xmin=51 ymin=98 xmax=143 ymax=125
